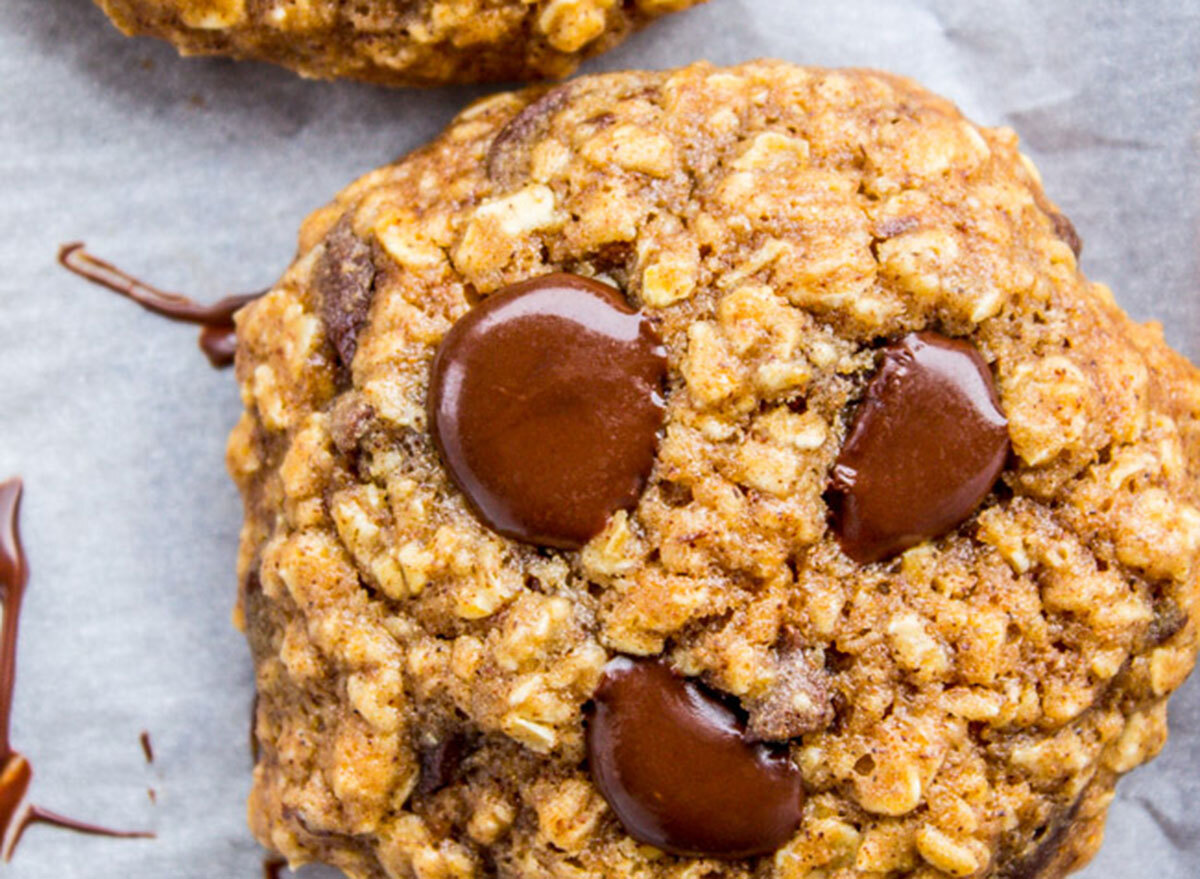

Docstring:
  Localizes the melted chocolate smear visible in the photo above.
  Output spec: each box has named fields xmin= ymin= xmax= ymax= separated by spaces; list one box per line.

xmin=263 ymin=856 xmax=288 ymax=879
xmin=586 ymin=656 xmax=805 ymax=859
xmin=0 ymin=478 xmax=153 ymax=860
xmin=57 ymin=242 xmax=261 ymax=369
xmin=829 ymin=332 xmax=1010 ymax=564
xmin=429 ymin=272 xmax=667 ymax=549
xmin=139 ymin=731 xmax=154 ymax=765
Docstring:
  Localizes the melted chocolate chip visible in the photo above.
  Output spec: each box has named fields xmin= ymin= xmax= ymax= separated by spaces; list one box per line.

xmin=586 ymin=657 xmax=804 ymax=859
xmin=429 ymin=273 xmax=666 ymax=549
xmin=316 ymin=217 xmax=377 ymax=370
xmin=830 ymin=332 xmax=1009 ymax=564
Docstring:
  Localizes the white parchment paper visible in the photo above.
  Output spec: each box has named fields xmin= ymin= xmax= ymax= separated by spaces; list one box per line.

xmin=0 ymin=1 xmax=1197 ymax=876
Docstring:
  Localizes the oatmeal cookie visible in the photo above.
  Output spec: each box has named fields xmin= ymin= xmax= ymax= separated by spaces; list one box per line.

xmin=226 ymin=61 xmax=1200 ymax=879
xmin=93 ymin=0 xmax=705 ymax=86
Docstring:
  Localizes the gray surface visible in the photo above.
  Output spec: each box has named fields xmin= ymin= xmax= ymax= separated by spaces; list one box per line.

xmin=0 ymin=0 xmax=1197 ymax=876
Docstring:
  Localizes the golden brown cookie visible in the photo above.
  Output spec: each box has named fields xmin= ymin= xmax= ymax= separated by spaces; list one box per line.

xmin=94 ymin=0 xmax=706 ymax=86
xmin=226 ymin=61 xmax=1200 ymax=879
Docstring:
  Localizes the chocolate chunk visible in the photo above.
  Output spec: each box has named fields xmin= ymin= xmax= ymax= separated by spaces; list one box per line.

xmin=329 ymin=393 xmax=376 ymax=461
xmin=416 ymin=733 xmax=469 ymax=797
xmin=996 ymin=798 xmax=1081 ymax=879
xmin=586 ymin=657 xmax=805 ymax=859
xmin=428 ymin=272 xmax=667 ymax=549
xmin=873 ymin=215 xmax=920 ymax=241
xmin=316 ymin=216 xmax=376 ymax=369
xmin=746 ymin=647 xmax=833 ymax=742
xmin=830 ymin=332 xmax=1009 ymax=564
xmin=1147 ymin=596 xmax=1187 ymax=647
xmin=486 ymin=86 xmax=573 ymax=188
xmin=1048 ymin=210 xmax=1083 ymax=259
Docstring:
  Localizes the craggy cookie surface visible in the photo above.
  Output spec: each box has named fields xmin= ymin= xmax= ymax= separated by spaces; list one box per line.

xmin=94 ymin=0 xmax=704 ymax=86
xmin=227 ymin=61 xmax=1200 ymax=879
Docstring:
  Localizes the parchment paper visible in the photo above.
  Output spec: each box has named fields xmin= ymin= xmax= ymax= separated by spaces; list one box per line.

xmin=0 ymin=1 xmax=1196 ymax=876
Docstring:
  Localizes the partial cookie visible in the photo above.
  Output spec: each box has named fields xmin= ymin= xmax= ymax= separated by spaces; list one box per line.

xmin=94 ymin=0 xmax=706 ymax=86
xmin=226 ymin=61 xmax=1200 ymax=879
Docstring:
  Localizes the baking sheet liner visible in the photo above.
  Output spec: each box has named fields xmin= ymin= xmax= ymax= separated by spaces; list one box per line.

xmin=1 ymin=1 xmax=1197 ymax=876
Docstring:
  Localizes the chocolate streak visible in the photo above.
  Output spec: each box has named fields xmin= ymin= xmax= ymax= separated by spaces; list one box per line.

xmin=57 ymin=243 xmax=262 ymax=368
xmin=0 ymin=478 xmax=152 ymax=859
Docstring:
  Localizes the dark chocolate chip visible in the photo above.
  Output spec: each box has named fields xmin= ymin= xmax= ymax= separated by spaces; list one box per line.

xmin=316 ymin=216 xmax=376 ymax=369
xmin=428 ymin=272 xmax=666 ymax=549
xmin=586 ymin=657 xmax=805 ymax=859
xmin=996 ymin=798 xmax=1081 ymax=879
xmin=416 ymin=733 xmax=469 ymax=797
xmin=830 ymin=332 xmax=1009 ymax=564
xmin=746 ymin=647 xmax=833 ymax=742
xmin=1147 ymin=596 xmax=1187 ymax=647
xmin=1048 ymin=210 xmax=1083 ymax=259
xmin=486 ymin=86 xmax=573 ymax=188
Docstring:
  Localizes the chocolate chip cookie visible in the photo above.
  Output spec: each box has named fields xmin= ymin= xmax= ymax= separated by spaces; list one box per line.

xmin=93 ymin=0 xmax=706 ymax=86
xmin=226 ymin=61 xmax=1200 ymax=879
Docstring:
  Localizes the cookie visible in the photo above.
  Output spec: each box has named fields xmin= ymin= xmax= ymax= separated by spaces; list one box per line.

xmin=93 ymin=0 xmax=706 ymax=86
xmin=226 ymin=61 xmax=1200 ymax=879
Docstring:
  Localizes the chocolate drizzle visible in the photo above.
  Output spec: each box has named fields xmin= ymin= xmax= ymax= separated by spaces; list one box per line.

xmin=7 ymin=806 xmax=152 ymax=856
xmin=0 ymin=478 xmax=153 ymax=859
xmin=57 ymin=243 xmax=262 ymax=368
